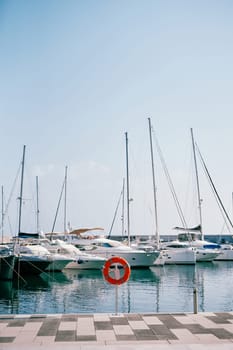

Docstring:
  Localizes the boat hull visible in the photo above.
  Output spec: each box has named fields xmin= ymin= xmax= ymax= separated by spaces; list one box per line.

xmin=88 ymin=250 xmax=160 ymax=268
xmin=163 ymin=249 xmax=196 ymax=265
xmin=14 ymin=257 xmax=51 ymax=275
xmin=64 ymin=257 xmax=106 ymax=270
xmin=0 ymin=255 xmax=16 ymax=280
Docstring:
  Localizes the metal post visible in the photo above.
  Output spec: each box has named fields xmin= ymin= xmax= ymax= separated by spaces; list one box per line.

xmin=115 ymin=285 xmax=118 ymax=315
xmin=193 ymin=287 xmax=198 ymax=314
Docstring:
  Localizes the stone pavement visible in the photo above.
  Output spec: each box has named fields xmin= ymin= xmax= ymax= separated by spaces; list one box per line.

xmin=1 ymin=312 xmax=233 ymax=349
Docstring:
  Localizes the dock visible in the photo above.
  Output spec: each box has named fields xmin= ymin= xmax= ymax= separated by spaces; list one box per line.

xmin=0 ymin=312 xmax=233 ymax=349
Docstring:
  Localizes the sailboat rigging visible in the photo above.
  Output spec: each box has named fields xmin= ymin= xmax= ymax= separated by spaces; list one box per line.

xmin=195 ymin=143 xmax=233 ymax=232
xmin=191 ymin=128 xmax=204 ymax=240
xmin=125 ymin=132 xmax=131 ymax=246
xmin=148 ymin=117 xmax=159 ymax=248
xmin=51 ymin=165 xmax=68 ymax=235
xmin=107 ymin=179 xmax=124 ymax=238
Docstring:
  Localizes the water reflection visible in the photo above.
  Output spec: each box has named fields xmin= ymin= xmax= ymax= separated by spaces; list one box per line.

xmin=0 ymin=262 xmax=232 ymax=314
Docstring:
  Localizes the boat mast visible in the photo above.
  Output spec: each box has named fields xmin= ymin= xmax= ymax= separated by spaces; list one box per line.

xmin=125 ymin=132 xmax=131 ymax=246
xmin=64 ymin=165 xmax=68 ymax=233
xmin=190 ymin=128 xmax=203 ymax=240
xmin=121 ymin=178 xmax=125 ymax=237
xmin=1 ymin=185 xmax=4 ymax=243
xmin=36 ymin=176 xmax=40 ymax=234
xmin=148 ymin=117 xmax=159 ymax=248
xmin=18 ymin=145 xmax=26 ymax=235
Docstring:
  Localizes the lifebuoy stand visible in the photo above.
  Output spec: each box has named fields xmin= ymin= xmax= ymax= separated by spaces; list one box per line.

xmin=102 ymin=256 xmax=131 ymax=315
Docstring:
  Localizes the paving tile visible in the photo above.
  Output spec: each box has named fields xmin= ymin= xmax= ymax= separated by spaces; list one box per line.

xmin=126 ymin=314 xmax=143 ymax=321
xmin=22 ymin=321 xmax=42 ymax=331
xmin=28 ymin=317 xmax=47 ymax=323
xmin=115 ymin=334 xmax=137 ymax=341
xmin=207 ymin=315 xmax=232 ymax=324
xmin=0 ymin=326 xmax=22 ymax=337
xmin=33 ymin=335 xmax=56 ymax=344
xmin=12 ymin=331 xmax=36 ymax=344
xmin=195 ymin=333 xmax=224 ymax=343
xmin=61 ymin=314 xmax=78 ymax=322
xmin=37 ymin=318 xmax=60 ymax=336
xmin=96 ymin=329 xmax=116 ymax=341
xmin=157 ymin=315 xmax=184 ymax=328
xmin=208 ymin=328 xmax=233 ymax=339
xmin=133 ymin=328 xmax=158 ymax=340
xmin=110 ymin=316 xmax=129 ymax=325
xmin=94 ymin=321 xmax=113 ymax=330
xmin=174 ymin=315 xmax=199 ymax=324
xmin=7 ymin=319 xmax=27 ymax=327
xmin=185 ymin=324 xmax=212 ymax=334
xmin=55 ymin=330 xmax=76 ymax=342
xmin=93 ymin=313 xmax=110 ymax=322
xmin=0 ymin=337 xmax=15 ymax=343
xmin=149 ymin=325 xmax=178 ymax=340
xmin=219 ymin=324 xmax=233 ymax=333
xmin=113 ymin=325 xmax=134 ymax=335
xmin=142 ymin=315 xmax=163 ymax=325
xmin=76 ymin=335 xmax=96 ymax=341
xmin=215 ymin=313 xmax=233 ymax=320
xmin=58 ymin=321 xmax=76 ymax=330
xmin=128 ymin=320 xmax=149 ymax=330
xmin=190 ymin=315 xmax=221 ymax=329
xmin=77 ymin=317 xmax=95 ymax=336
xmin=170 ymin=328 xmax=200 ymax=343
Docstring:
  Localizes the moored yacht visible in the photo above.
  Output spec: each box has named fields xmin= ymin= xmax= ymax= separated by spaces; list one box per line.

xmin=160 ymin=240 xmax=196 ymax=265
xmin=48 ymin=239 xmax=107 ymax=270
xmin=76 ymin=237 xmax=160 ymax=268
xmin=178 ymin=232 xmax=221 ymax=262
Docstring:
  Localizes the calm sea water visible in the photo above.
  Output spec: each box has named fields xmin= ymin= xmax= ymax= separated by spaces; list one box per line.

xmin=1 ymin=261 xmax=233 ymax=315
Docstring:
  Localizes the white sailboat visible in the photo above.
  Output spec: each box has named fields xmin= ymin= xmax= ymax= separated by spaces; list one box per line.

xmin=148 ymin=119 xmax=196 ymax=265
xmin=175 ymin=129 xmax=220 ymax=262
xmin=14 ymin=145 xmax=52 ymax=275
xmin=77 ymin=133 xmax=160 ymax=268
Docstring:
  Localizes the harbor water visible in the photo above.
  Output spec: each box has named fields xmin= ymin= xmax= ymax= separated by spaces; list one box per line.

xmin=1 ymin=261 xmax=233 ymax=315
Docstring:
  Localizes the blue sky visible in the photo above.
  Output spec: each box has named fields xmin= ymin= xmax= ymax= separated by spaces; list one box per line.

xmin=1 ymin=0 xmax=233 ymax=238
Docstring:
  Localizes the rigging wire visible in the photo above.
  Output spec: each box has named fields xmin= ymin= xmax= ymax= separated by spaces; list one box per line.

xmin=195 ymin=143 xmax=233 ymax=232
xmin=107 ymin=185 xmax=123 ymax=238
xmin=152 ymin=128 xmax=188 ymax=230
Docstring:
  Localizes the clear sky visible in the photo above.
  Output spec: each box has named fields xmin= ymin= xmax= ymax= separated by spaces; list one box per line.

xmin=1 ymin=0 xmax=233 ymax=238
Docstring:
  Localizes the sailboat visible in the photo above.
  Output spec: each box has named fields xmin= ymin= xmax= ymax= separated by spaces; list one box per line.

xmin=176 ymin=129 xmax=221 ymax=262
xmin=14 ymin=145 xmax=52 ymax=275
xmin=148 ymin=121 xmax=196 ymax=265
xmin=76 ymin=133 xmax=160 ymax=268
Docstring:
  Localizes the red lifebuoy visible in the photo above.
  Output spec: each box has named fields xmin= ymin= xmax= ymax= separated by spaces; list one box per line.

xmin=102 ymin=256 xmax=131 ymax=285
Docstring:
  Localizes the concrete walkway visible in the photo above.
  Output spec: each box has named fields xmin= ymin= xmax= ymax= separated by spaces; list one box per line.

xmin=0 ymin=312 xmax=233 ymax=349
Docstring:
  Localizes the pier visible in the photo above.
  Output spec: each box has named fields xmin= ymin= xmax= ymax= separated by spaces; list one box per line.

xmin=0 ymin=312 xmax=233 ymax=349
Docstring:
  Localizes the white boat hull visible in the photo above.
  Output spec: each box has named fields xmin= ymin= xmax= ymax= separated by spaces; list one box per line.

xmin=64 ymin=256 xmax=106 ymax=270
xmin=163 ymin=248 xmax=196 ymax=265
xmin=89 ymin=250 xmax=159 ymax=268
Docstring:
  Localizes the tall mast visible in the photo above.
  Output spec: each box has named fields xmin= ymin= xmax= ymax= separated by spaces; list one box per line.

xmin=191 ymin=128 xmax=203 ymax=239
xmin=1 ymin=185 xmax=4 ymax=243
xmin=64 ymin=165 xmax=68 ymax=233
xmin=125 ymin=132 xmax=131 ymax=246
xmin=148 ymin=118 xmax=159 ymax=248
xmin=18 ymin=145 xmax=26 ymax=235
xmin=36 ymin=176 xmax=40 ymax=234
xmin=121 ymin=178 xmax=125 ymax=236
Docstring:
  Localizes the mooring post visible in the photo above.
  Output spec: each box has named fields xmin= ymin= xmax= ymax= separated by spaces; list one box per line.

xmin=115 ymin=285 xmax=118 ymax=315
xmin=193 ymin=287 xmax=198 ymax=314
